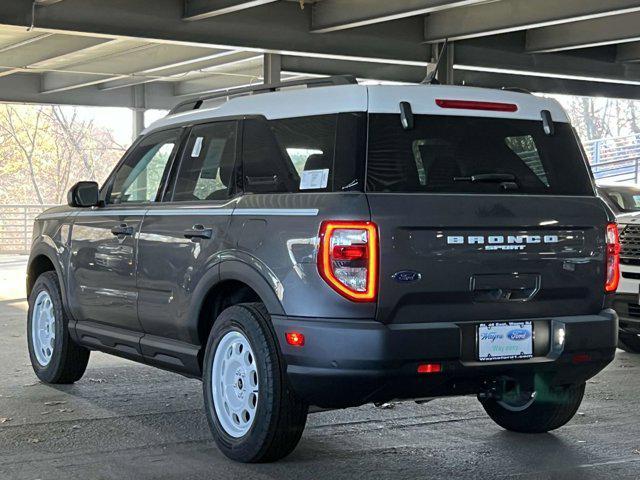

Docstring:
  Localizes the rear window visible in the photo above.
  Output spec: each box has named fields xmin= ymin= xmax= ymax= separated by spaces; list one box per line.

xmin=600 ymin=188 xmax=640 ymax=212
xmin=366 ymin=114 xmax=593 ymax=195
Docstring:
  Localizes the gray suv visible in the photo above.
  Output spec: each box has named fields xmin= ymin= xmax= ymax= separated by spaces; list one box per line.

xmin=27 ymin=77 xmax=619 ymax=463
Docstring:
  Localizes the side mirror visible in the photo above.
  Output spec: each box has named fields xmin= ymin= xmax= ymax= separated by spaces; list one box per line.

xmin=67 ymin=181 xmax=99 ymax=208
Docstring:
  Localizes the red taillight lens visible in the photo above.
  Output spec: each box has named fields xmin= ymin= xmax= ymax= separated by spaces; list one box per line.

xmin=605 ymin=223 xmax=620 ymax=293
xmin=417 ymin=363 xmax=442 ymax=374
xmin=318 ymin=221 xmax=378 ymax=302
xmin=435 ymin=99 xmax=518 ymax=112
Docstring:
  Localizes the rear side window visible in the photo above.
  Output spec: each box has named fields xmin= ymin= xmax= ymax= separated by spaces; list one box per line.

xmin=242 ymin=113 xmax=365 ymax=193
xmin=367 ymin=114 xmax=593 ymax=195
xmin=171 ymin=121 xmax=237 ymax=202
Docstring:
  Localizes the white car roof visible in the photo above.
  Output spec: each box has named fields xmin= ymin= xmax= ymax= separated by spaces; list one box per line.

xmin=145 ymin=84 xmax=569 ymax=134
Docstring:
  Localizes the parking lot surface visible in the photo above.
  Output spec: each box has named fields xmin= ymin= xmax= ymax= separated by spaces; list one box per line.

xmin=1 ymin=255 xmax=639 ymax=479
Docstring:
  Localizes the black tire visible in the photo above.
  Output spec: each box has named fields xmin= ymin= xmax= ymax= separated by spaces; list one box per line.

xmin=202 ymin=302 xmax=308 ymax=463
xmin=480 ymin=382 xmax=585 ymax=433
xmin=618 ymin=332 xmax=640 ymax=353
xmin=27 ymin=271 xmax=90 ymax=384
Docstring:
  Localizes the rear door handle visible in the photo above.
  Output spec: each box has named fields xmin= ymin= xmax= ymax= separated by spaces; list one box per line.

xmin=111 ymin=224 xmax=134 ymax=236
xmin=183 ymin=225 xmax=213 ymax=240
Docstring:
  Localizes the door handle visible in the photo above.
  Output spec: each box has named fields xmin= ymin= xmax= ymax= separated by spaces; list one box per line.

xmin=111 ymin=224 xmax=134 ymax=236
xmin=183 ymin=224 xmax=213 ymax=240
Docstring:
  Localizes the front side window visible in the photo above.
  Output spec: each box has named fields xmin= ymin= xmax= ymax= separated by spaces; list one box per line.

xmin=108 ymin=129 xmax=180 ymax=204
xmin=241 ymin=113 xmax=365 ymax=194
xmin=367 ymin=114 xmax=593 ymax=195
xmin=172 ymin=121 xmax=237 ymax=202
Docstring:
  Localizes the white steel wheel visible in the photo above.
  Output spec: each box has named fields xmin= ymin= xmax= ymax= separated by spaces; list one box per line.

xmin=211 ymin=330 xmax=259 ymax=438
xmin=31 ymin=290 xmax=56 ymax=367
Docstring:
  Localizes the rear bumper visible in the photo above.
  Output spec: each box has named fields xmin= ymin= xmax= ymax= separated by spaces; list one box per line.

xmin=272 ymin=310 xmax=618 ymax=408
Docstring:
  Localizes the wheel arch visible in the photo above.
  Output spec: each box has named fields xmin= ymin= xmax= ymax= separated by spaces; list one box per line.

xmin=27 ymin=244 xmax=65 ymax=299
xmin=190 ymin=260 xmax=285 ymax=353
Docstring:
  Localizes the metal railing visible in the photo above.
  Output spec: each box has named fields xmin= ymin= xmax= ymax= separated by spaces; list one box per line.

xmin=0 ymin=205 xmax=57 ymax=254
xmin=584 ymin=133 xmax=640 ymax=183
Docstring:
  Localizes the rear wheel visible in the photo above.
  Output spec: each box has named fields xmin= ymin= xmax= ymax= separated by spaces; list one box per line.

xmin=27 ymin=271 xmax=90 ymax=384
xmin=480 ymin=381 xmax=585 ymax=433
xmin=618 ymin=332 xmax=640 ymax=353
xmin=203 ymin=303 xmax=308 ymax=462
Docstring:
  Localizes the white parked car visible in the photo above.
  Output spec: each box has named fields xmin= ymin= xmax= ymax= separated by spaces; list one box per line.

xmin=598 ymin=183 xmax=640 ymax=353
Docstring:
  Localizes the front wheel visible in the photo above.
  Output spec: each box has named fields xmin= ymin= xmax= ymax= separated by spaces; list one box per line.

xmin=27 ymin=271 xmax=90 ymax=384
xmin=202 ymin=303 xmax=308 ymax=463
xmin=480 ymin=381 xmax=585 ymax=433
xmin=618 ymin=332 xmax=640 ymax=353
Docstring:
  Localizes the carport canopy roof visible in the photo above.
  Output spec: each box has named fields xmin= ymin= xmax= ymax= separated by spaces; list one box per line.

xmin=0 ymin=0 xmax=640 ymax=112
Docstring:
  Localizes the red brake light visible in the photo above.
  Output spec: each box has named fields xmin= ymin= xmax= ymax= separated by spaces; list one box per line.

xmin=318 ymin=221 xmax=378 ymax=302
xmin=605 ymin=223 xmax=620 ymax=293
xmin=435 ymin=99 xmax=518 ymax=112
xmin=285 ymin=332 xmax=305 ymax=347
xmin=417 ymin=363 xmax=442 ymax=374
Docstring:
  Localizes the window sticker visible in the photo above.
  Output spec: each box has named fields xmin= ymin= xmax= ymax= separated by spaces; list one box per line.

xmin=300 ymin=168 xmax=329 ymax=190
xmin=191 ymin=137 xmax=204 ymax=157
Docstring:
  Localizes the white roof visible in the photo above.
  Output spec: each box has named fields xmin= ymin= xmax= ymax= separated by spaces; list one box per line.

xmin=145 ymin=84 xmax=569 ymax=134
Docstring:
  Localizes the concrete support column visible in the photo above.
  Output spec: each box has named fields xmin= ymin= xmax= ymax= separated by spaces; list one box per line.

xmin=435 ymin=42 xmax=455 ymax=85
xmin=263 ymin=53 xmax=281 ymax=84
xmin=132 ymin=109 xmax=145 ymax=139
xmin=132 ymin=83 xmax=146 ymax=140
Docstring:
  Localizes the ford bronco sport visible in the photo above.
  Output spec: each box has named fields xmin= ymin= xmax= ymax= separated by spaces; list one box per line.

xmin=27 ymin=76 xmax=619 ymax=463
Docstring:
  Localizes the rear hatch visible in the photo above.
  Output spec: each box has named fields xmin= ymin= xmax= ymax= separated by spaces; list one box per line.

xmin=366 ymin=111 xmax=610 ymax=324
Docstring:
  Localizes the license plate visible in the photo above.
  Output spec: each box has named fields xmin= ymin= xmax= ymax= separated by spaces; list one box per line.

xmin=478 ymin=322 xmax=533 ymax=362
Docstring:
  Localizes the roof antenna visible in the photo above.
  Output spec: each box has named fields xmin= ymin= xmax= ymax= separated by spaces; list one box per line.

xmin=421 ymin=39 xmax=448 ymax=85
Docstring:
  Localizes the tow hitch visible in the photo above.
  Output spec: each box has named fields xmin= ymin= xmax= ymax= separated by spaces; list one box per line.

xmin=478 ymin=377 xmax=536 ymax=404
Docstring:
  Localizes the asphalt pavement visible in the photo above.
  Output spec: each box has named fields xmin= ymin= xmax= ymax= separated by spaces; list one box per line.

xmin=1 ymin=255 xmax=639 ymax=479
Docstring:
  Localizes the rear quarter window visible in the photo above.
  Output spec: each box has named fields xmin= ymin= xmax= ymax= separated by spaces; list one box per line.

xmin=366 ymin=114 xmax=593 ymax=195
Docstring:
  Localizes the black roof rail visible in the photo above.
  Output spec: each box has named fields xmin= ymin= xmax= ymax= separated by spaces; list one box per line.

xmin=168 ymin=75 xmax=358 ymax=116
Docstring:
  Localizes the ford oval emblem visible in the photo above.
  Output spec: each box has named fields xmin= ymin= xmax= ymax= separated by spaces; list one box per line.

xmin=507 ymin=329 xmax=531 ymax=341
xmin=392 ymin=270 xmax=422 ymax=283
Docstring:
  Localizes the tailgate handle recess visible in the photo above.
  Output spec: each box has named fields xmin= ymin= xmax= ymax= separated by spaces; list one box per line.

xmin=470 ymin=274 xmax=540 ymax=303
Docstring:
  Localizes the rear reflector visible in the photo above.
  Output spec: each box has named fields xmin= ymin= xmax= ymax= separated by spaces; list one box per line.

xmin=285 ymin=332 xmax=305 ymax=347
xmin=417 ymin=363 xmax=442 ymax=374
xmin=435 ymin=99 xmax=518 ymax=112
xmin=572 ymin=353 xmax=591 ymax=364
xmin=605 ymin=223 xmax=620 ymax=292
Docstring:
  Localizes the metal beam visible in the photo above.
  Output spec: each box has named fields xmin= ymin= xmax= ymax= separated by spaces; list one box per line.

xmin=98 ymin=50 xmax=254 ymax=90
xmin=455 ymin=42 xmax=640 ymax=86
xmin=263 ymin=53 xmax=280 ymax=84
xmin=0 ymin=34 xmax=112 ymax=78
xmin=280 ymin=55 xmax=427 ymax=83
xmin=41 ymin=43 xmax=227 ymax=93
xmin=0 ymin=0 xmax=429 ymax=65
xmin=424 ymin=0 xmax=640 ymax=43
xmin=525 ymin=12 xmax=640 ymax=53
xmin=311 ymin=0 xmax=485 ymax=33
xmin=617 ymin=42 xmax=640 ymax=63
xmin=175 ymin=75 xmax=259 ymax=96
xmin=456 ymin=69 xmax=640 ymax=100
xmin=174 ymin=56 xmax=263 ymax=95
xmin=0 ymin=72 xmax=175 ymax=108
xmin=183 ymin=0 xmax=278 ymax=21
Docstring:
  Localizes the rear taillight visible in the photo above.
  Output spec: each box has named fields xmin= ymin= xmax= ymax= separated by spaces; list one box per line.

xmin=605 ymin=223 xmax=620 ymax=292
xmin=318 ymin=221 xmax=378 ymax=302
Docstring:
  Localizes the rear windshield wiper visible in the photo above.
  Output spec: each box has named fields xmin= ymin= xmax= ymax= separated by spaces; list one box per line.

xmin=453 ymin=173 xmax=516 ymax=183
